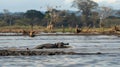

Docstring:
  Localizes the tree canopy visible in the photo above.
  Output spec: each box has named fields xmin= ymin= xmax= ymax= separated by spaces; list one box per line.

xmin=24 ymin=10 xmax=45 ymax=26
xmin=73 ymin=0 xmax=98 ymax=26
xmin=24 ymin=10 xmax=44 ymax=20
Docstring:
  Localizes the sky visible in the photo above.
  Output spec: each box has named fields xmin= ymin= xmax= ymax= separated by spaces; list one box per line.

xmin=0 ymin=0 xmax=120 ymax=12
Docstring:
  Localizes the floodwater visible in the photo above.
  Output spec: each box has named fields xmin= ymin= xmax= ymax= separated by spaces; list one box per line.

xmin=0 ymin=35 xmax=120 ymax=67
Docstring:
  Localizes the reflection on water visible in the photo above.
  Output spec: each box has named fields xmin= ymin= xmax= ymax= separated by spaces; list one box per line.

xmin=0 ymin=35 xmax=120 ymax=67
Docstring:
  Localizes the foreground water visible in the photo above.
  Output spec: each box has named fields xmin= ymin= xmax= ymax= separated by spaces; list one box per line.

xmin=0 ymin=35 xmax=120 ymax=67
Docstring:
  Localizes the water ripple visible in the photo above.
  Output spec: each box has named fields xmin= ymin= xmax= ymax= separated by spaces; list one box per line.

xmin=0 ymin=35 xmax=119 ymax=67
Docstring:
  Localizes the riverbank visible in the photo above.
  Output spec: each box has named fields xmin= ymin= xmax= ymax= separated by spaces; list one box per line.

xmin=0 ymin=26 xmax=119 ymax=36
xmin=0 ymin=26 xmax=119 ymax=33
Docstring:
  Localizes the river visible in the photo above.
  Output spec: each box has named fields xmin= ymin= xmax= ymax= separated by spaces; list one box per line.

xmin=0 ymin=35 xmax=120 ymax=67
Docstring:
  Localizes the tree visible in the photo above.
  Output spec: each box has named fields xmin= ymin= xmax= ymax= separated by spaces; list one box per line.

xmin=3 ymin=9 xmax=12 ymax=26
xmin=24 ymin=10 xmax=44 ymax=30
xmin=98 ymin=6 xmax=113 ymax=28
xmin=0 ymin=21 xmax=8 ymax=27
xmin=91 ymin=11 xmax=99 ymax=28
xmin=116 ymin=10 xmax=120 ymax=17
xmin=72 ymin=0 xmax=98 ymax=26
xmin=24 ymin=10 xmax=44 ymax=19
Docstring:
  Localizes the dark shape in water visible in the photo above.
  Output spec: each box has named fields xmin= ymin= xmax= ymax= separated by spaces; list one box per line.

xmin=34 ymin=42 xmax=70 ymax=49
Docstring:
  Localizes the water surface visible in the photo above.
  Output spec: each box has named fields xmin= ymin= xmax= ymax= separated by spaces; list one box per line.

xmin=0 ymin=35 xmax=120 ymax=67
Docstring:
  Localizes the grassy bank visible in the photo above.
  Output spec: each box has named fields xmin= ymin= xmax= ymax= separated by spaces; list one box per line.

xmin=0 ymin=26 xmax=119 ymax=35
xmin=0 ymin=26 xmax=118 ymax=33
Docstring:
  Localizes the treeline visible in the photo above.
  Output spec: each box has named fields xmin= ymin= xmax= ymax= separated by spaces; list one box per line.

xmin=0 ymin=9 xmax=120 ymax=28
xmin=0 ymin=10 xmax=81 ymax=27
xmin=0 ymin=0 xmax=120 ymax=28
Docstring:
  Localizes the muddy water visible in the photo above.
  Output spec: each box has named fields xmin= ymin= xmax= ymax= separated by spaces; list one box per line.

xmin=0 ymin=35 xmax=120 ymax=67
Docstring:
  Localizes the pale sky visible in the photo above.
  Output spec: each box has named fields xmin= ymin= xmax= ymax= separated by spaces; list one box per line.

xmin=0 ymin=0 xmax=120 ymax=12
